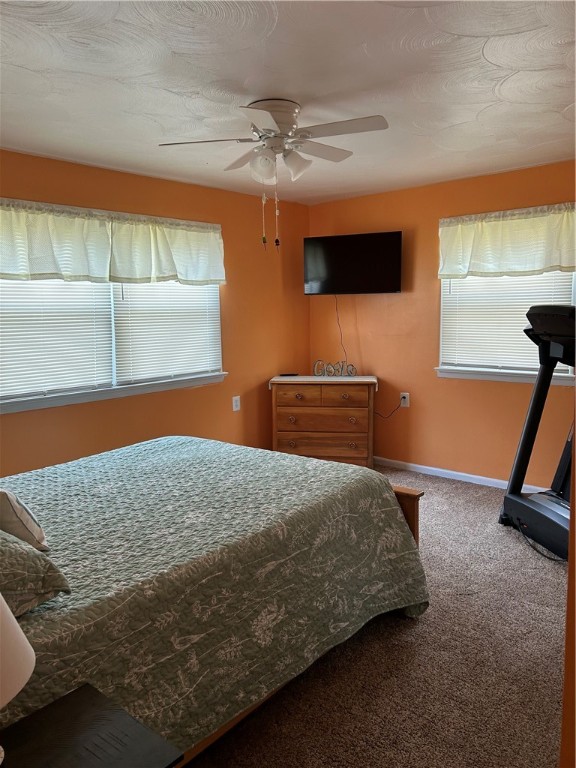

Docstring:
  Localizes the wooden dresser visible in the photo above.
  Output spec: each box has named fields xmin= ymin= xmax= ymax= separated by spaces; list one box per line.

xmin=269 ymin=375 xmax=378 ymax=468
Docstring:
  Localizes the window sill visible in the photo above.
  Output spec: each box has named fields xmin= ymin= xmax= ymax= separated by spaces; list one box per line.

xmin=0 ymin=372 xmax=228 ymax=414
xmin=435 ymin=366 xmax=574 ymax=385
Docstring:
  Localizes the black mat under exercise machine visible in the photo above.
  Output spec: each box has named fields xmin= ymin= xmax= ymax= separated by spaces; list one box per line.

xmin=499 ymin=304 xmax=574 ymax=559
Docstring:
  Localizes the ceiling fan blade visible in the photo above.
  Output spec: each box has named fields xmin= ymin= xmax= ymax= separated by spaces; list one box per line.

xmin=224 ymin=148 xmax=257 ymax=171
xmin=159 ymin=138 xmax=257 ymax=147
xmin=291 ymin=139 xmax=352 ymax=163
xmin=238 ymin=106 xmax=280 ymax=133
xmin=297 ymin=115 xmax=388 ymax=140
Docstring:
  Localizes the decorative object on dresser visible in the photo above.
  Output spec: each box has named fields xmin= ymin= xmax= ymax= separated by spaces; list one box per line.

xmin=313 ymin=360 xmax=357 ymax=376
xmin=270 ymin=375 xmax=377 ymax=467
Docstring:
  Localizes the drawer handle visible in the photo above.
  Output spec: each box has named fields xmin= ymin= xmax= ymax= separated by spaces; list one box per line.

xmin=295 ymin=393 xmax=304 ymax=400
xmin=348 ymin=416 xmax=357 ymax=424
xmin=348 ymin=441 xmax=357 ymax=449
xmin=341 ymin=392 xmax=350 ymax=400
xmin=288 ymin=416 xmax=297 ymax=424
xmin=288 ymin=440 xmax=296 ymax=448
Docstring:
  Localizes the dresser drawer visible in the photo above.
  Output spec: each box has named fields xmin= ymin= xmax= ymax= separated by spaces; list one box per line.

xmin=277 ymin=407 xmax=368 ymax=433
xmin=275 ymin=384 xmax=322 ymax=406
xmin=321 ymin=384 xmax=369 ymax=407
xmin=276 ymin=432 xmax=368 ymax=458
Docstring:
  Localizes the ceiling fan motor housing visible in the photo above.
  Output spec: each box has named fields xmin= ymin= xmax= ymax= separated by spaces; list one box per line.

xmin=262 ymin=136 xmax=288 ymax=155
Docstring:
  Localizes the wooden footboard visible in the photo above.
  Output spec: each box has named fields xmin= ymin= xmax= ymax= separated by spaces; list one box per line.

xmin=391 ymin=484 xmax=424 ymax=545
xmin=176 ymin=485 xmax=423 ymax=766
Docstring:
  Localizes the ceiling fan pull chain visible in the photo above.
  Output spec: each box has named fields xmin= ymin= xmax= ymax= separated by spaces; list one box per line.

xmin=274 ymin=184 xmax=280 ymax=251
xmin=261 ymin=193 xmax=267 ymax=248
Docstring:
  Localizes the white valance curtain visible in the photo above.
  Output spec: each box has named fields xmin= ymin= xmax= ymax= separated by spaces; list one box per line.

xmin=0 ymin=198 xmax=225 ymax=285
xmin=438 ymin=203 xmax=575 ymax=279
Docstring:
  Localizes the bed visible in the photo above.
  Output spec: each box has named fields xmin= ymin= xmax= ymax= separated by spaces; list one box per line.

xmin=0 ymin=436 xmax=429 ymax=755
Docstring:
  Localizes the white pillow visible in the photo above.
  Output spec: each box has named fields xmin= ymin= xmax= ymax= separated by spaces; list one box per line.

xmin=0 ymin=488 xmax=48 ymax=551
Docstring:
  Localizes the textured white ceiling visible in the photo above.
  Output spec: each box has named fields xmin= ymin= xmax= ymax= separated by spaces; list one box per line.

xmin=1 ymin=1 xmax=574 ymax=204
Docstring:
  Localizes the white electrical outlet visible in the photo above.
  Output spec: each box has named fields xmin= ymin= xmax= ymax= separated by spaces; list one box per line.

xmin=232 ymin=396 xmax=241 ymax=412
xmin=400 ymin=392 xmax=410 ymax=408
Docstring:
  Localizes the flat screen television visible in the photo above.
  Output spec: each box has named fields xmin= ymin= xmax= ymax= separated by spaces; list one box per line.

xmin=304 ymin=231 xmax=402 ymax=295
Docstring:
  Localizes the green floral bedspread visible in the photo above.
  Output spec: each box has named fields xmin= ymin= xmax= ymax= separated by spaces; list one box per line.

xmin=0 ymin=436 xmax=429 ymax=749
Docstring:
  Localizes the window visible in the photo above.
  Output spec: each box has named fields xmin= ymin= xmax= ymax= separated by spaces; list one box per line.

xmin=438 ymin=272 xmax=575 ymax=382
xmin=0 ymin=199 xmax=226 ymax=412
xmin=112 ymin=283 xmax=222 ymax=385
xmin=437 ymin=204 xmax=575 ymax=384
xmin=0 ymin=280 xmax=224 ymax=411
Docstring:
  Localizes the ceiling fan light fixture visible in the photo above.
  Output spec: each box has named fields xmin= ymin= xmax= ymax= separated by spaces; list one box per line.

xmin=250 ymin=147 xmax=277 ymax=184
xmin=283 ymin=149 xmax=312 ymax=181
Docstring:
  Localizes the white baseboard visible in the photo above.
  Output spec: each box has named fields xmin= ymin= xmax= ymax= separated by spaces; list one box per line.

xmin=374 ymin=456 xmax=545 ymax=493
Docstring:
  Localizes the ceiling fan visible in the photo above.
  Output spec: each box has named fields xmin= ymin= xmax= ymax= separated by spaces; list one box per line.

xmin=159 ymin=99 xmax=389 ymax=183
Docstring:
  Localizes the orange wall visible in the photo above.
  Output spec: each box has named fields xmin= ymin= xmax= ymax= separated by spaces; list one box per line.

xmin=0 ymin=150 xmax=310 ymax=475
xmin=308 ymin=161 xmax=575 ymax=488
xmin=0 ymin=153 xmax=574 ymax=488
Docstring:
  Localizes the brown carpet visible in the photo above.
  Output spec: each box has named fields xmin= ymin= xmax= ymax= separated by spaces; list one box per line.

xmin=190 ymin=468 xmax=568 ymax=768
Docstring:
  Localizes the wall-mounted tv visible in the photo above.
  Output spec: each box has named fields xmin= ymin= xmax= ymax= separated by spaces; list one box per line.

xmin=304 ymin=231 xmax=402 ymax=295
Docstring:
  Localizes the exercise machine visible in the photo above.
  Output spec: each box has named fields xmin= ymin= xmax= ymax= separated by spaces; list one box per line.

xmin=499 ymin=304 xmax=574 ymax=559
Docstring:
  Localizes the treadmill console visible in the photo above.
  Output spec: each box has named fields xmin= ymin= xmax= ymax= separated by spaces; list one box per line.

xmin=525 ymin=304 xmax=575 ymax=367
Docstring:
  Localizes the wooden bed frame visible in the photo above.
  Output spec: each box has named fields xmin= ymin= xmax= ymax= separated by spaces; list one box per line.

xmin=176 ymin=484 xmax=424 ymax=765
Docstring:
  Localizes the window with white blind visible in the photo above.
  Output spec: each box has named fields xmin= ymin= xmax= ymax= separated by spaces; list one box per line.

xmin=0 ymin=279 xmax=225 ymax=412
xmin=437 ymin=204 xmax=575 ymax=384
xmin=438 ymin=272 xmax=575 ymax=383
xmin=112 ymin=283 xmax=223 ymax=385
xmin=0 ymin=199 xmax=226 ymax=413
